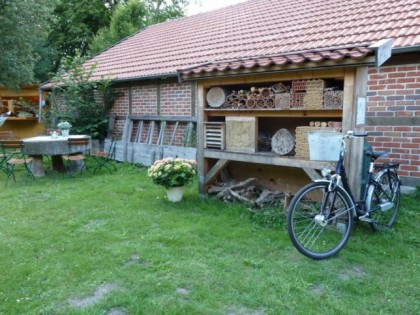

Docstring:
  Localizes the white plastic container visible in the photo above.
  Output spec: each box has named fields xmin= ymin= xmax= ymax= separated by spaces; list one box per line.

xmin=308 ymin=131 xmax=342 ymax=161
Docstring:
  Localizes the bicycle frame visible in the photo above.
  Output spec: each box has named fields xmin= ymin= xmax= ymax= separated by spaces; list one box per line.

xmin=323 ymin=135 xmax=399 ymax=218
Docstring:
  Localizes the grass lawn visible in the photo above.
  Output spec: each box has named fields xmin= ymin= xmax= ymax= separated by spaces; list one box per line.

xmin=0 ymin=161 xmax=419 ymax=314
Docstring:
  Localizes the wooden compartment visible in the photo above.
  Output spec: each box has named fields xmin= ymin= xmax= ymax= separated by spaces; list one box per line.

xmin=204 ymin=122 xmax=225 ymax=150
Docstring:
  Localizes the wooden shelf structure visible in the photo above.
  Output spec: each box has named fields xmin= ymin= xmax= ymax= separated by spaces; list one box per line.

xmin=196 ymin=67 xmax=368 ymax=195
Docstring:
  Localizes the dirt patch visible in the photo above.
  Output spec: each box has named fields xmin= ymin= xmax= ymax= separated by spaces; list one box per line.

xmin=338 ymin=265 xmax=366 ymax=281
xmin=175 ymin=287 xmax=189 ymax=295
xmin=123 ymin=253 xmax=151 ymax=268
xmin=308 ymin=283 xmax=325 ymax=295
xmin=226 ymin=306 xmax=267 ymax=315
xmin=68 ymin=283 xmax=122 ymax=309
xmin=107 ymin=307 xmax=127 ymax=315
xmin=83 ymin=220 xmax=103 ymax=230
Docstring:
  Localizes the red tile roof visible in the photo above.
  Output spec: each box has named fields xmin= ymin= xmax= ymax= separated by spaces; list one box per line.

xmin=64 ymin=0 xmax=420 ymax=83
xmin=179 ymin=46 xmax=373 ymax=77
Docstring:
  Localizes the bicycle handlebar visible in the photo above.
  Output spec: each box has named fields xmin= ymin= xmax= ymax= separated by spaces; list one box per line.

xmin=343 ymin=131 xmax=369 ymax=139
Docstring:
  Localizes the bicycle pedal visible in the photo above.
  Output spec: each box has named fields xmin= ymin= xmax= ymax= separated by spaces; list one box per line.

xmin=358 ymin=214 xmax=373 ymax=223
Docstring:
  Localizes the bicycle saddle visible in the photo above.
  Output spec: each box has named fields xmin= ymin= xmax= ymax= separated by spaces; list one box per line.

xmin=365 ymin=150 xmax=387 ymax=160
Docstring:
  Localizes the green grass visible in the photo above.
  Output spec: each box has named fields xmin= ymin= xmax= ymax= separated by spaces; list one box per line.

xmin=0 ymin=162 xmax=419 ymax=314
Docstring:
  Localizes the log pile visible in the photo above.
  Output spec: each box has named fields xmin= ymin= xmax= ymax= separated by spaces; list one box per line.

xmin=208 ymin=177 xmax=286 ymax=209
xmin=271 ymin=128 xmax=295 ymax=155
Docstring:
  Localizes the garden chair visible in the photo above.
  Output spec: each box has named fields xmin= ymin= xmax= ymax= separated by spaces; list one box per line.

xmin=0 ymin=140 xmax=34 ymax=185
xmin=90 ymin=138 xmax=117 ymax=174
xmin=0 ymin=130 xmax=15 ymax=140
xmin=0 ymin=131 xmax=15 ymax=176
xmin=62 ymin=137 xmax=90 ymax=174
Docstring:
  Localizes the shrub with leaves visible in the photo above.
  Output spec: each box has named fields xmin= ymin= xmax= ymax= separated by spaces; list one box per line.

xmin=49 ymin=50 xmax=115 ymax=141
xmin=148 ymin=158 xmax=197 ymax=188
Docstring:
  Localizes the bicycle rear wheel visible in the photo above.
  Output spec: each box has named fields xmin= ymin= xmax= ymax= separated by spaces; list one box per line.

xmin=287 ymin=181 xmax=354 ymax=260
xmin=367 ymin=170 xmax=400 ymax=231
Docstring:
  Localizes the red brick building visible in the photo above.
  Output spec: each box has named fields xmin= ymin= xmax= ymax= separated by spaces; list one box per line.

xmin=41 ymin=0 xmax=420 ymax=189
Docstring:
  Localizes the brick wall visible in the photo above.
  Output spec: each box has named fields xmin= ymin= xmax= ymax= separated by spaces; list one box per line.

xmin=366 ymin=63 xmax=420 ymax=184
xmin=160 ymin=82 xmax=192 ymax=116
xmin=132 ymin=85 xmax=158 ymax=115
xmin=110 ymin=81 xmax=194 ymax=146
xmin=110 ymin=87 xmax=129 ymax=116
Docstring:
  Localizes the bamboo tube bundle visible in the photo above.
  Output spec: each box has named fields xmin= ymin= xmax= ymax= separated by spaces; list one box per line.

xmin=246 ymin=98 xmax=256 ymax=108
xmin=265 ymin=97 xmax=275 ymax=108
xmin=258 ymin=87 xmax=271 ymax=98
xmin=256 ymin=97 xmax=266 ymax=108
xmin=237 ymin=98 xmax=247 ymax=109
xmin=225 ymin=92 xmax=239 ymax=108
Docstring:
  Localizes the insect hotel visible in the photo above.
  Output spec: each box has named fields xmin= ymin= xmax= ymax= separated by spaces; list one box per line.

xmin=178 ymin=43 xmax=392 ymax=201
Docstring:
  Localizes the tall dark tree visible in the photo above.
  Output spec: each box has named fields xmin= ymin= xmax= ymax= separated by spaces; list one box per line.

xmin=48 ymin=0 xmax=111 ymax=66
xmin=89 ymin=0 xmax=148 ymax=54
xmin=0 ymin=0 xmax=51 ymax=88
xmin=89 ymin=0 xmax=190 ymax=54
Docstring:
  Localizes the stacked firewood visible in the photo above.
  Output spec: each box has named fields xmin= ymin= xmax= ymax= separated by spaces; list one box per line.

xmin=208 ymin=177 xmax=286 ymax=209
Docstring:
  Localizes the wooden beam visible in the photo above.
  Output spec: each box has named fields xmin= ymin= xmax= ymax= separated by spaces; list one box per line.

xmin=169 ymin=121 xmax=179 ymax=145
xmin=303 ymin=168 xmax=322 ymax=180
xmin=348 ymin=67 xmax=368 ymax=199
xmin=191 ymin=82 xmax=197 ymax=117
xmin=107 ymin=114 xmax=116 ymax=139
xmin=200 ymin=68 xmax=346 ymax=87
xmin=156 ymin=83 xmax=161 ymax=115
xmin=204 ymin=159 xmax=230 ymax=184
xmin=204 ymin=149 xmax=328 ymax=169
xmin=146 ymin=121 xmax=155 ymax=144
xmin=128 ymin=85 xmax=133 ymax=115
xmin=125 ymin=115 xmax=197 ymax=122
xmin=205 ymin=109 xmax=342 ymax=118
xmin=197 ymin=84 xmax=205 ymax=194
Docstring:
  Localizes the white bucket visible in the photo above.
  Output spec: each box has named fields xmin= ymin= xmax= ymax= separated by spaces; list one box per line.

xmin=308 ymin=131 xmax=342 ymax=161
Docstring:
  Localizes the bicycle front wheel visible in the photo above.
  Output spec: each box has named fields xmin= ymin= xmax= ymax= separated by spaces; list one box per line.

xmin=367 ymin=170 xmax=400 ymax=231
xmin=287 ymin=182 xmax=354 ymax=260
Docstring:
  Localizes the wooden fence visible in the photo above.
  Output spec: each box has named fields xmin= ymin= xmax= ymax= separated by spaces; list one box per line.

xmin=111 ymin=115 xmax=197 ymax=165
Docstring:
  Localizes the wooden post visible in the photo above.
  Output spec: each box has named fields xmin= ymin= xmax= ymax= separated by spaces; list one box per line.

xmin=343 ymin=67 xmax=367 ymax=199
xmin=197 ymin=83 xmax=205 ymax=194
xmin=349 ymin=67 xmax=368 ymax=199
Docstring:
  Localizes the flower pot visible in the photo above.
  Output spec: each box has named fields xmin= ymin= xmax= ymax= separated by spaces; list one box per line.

xmin=166 ymin=186 xmax=185 ymax=202
xmin=61 ymin=129 xmax=70 ymax=137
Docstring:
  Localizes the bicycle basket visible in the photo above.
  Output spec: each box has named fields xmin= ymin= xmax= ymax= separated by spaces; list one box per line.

xmin=308 ymin=131 xmax=342 ymax=161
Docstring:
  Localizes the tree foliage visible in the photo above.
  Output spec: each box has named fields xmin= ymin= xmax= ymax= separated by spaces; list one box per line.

xmin=48 ymin=0 xmax=111 ymax=66
xmin=89 ymin=0 xmax=190 ymax=54
xmin=89 ymin=0 xmax=148 ymax=54
xmin=145 ymin=0 xmax=190 ymax=23
xmin=0 ymin=0 xmax=51 ymax=88
xmin=0 ymin=0 xmax=192 ymax=88
xmin=49 ymin=51 xmax=114 ymax=140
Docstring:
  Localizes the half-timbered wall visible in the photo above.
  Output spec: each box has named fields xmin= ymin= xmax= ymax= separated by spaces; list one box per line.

xmin=366 ymin=61 xmax=420 ymax=186
xmin=108 ymin=80 xmax=197 ymax=165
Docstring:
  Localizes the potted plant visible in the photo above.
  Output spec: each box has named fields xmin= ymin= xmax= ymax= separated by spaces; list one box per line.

xmin=147 ymin=157 xmax=197 ymax=202
xmin=57 ymin=121 xmax=72 ymax=136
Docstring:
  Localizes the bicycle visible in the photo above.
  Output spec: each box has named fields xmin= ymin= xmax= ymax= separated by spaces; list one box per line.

xmin=286 ymin=131 xmax=401 ymax=260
